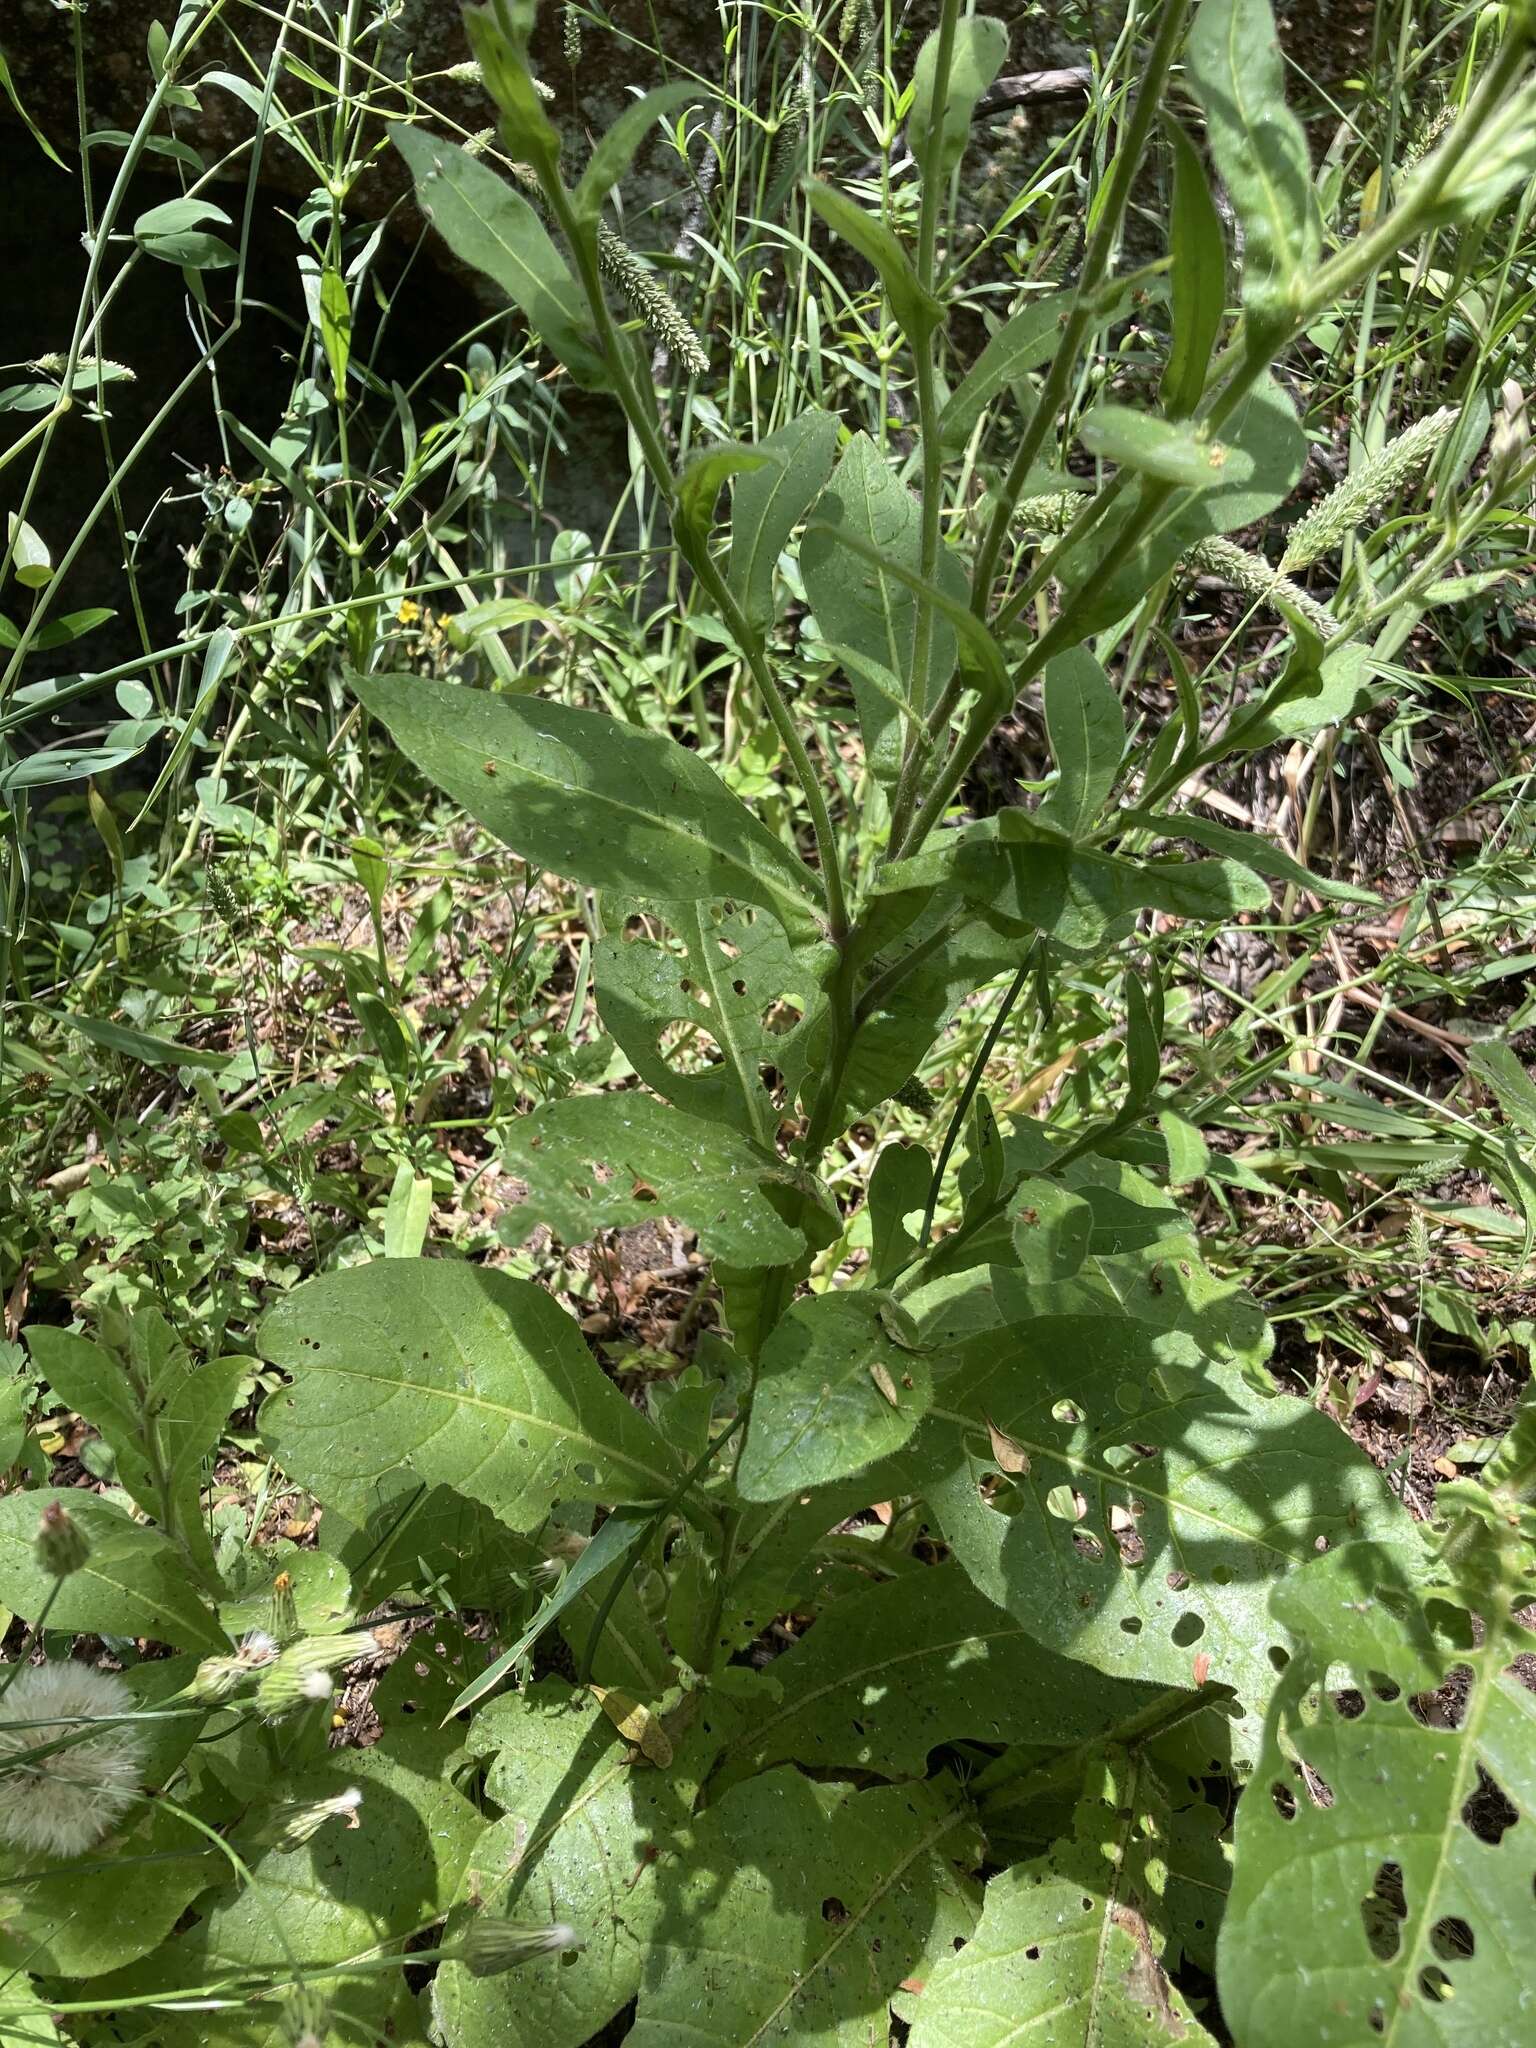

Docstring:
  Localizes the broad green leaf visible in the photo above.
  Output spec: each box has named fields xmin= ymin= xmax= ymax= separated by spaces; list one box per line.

xmin=909 ymin=16 xmax=1008 ymax=184
xmin=878 ymin=819 xmax=1269 ymax=957
xmin=323 ymin=1478 xmax=538 ymax=1613
xmin=1159 ymin=1108 xmax=1211 ymax=1187
xmin=836 ymin=890 xmax=1029 ymax=1122
xmin=1219 ymin=1525 xmax=1535 ymax=2047
xmin=436 ymin=1680 xmax=716 ymax=2048
xmin=669 ymin=1469 xmax=920 ymax=1669
xmin=382 ymin=1158 xmax=433 ymax=1257
xmin=217 ymin=1542 xmax=353 ymax=1643
xmin=353 ymin=673 xmax=822 ymax=941
xmin=392 ymin=126 xmax=608 ymax=387
xmin=1162 ymin=116 xmax=1228 ymax=416
xmin=1231 ymin=637 xmax=1376 ymax=749
xmin=318 ymin=259 xmax=350 ymax=397
xmin=5 ymin=515 xmax=50 ymax=590
xmin=1185 ymin=0 xmax=1319 ymax=328
xmin=462 ymin=1 xmax=561 ymax=180
xmin=0 ymin=1490 xmax=225 ymax=1653
xmin=868 ymin=1138 xmax=932 ymax=1284
xmin=595 ymin=900 xmax=822 ymax=1141
xmin=727 ymin=405 xmax=840 ymax=632
xmin=498 ymin=1091 xmax=826 ymax=1268
xmin=737 ymin=1289 xmax=933 ymax=1501
xmin=938 ymin=293 xmax=1071 ymax=448
xmin=258 ymin=1259 xmax=684 ymax=1531
xmin=803 ymin=176 xmax=943 ymax=343
xmin=675 ymin=442 xmax=773 ymax=557
xmin=908 ymin=1754 xmax=1217 ymax=2046
xmin=27 ymin=1313 xmax=238 ymax=1582
xmin=572 ymin=79 xmax=703 ymax=222
xmin=1467 ymin=1038 xmax=1536 ymax=1138
xmin=142 ymin=1740 xmax=480 ymax=2046
xmin=132 ymin=194 xmax=238 ymax=269
xmin=1037 ymin=646 xmax=1125 ymax=841
xmin=625 ymin=1770 xmax=978 ymax=2047
xmin=719 ymin=1561 xmax=1162 ymax=1783
xmin=926 ymin=1149 xmax=1272 ymax=1372
xmin=38 ymin=1007 xmax=229 ymax=1071
xmin=801 ymin=433 xmax=963 ymax=781
xmin=920 ymin=1316 xmax=1409 ymax=1706
xmin=0 ymin=605 xmax=114 ymax=651
xmin=1059 ymin=372 xmax=1306 ymax=636
xmin=1010 ymin=1176 xmax=1095 ymax=1282
xmin=1116 ymin=807 xmax=1378 ymax=904
xmin=0 ymin=1804 xmax=218 ymax=1981
xmin=0 ymin=1975 xmax=61 ymax=2044
xmin=1078 ymin=403 xmax=1232 ymax=488
xmin=806 ymin=515 xmax=1012 ymax=717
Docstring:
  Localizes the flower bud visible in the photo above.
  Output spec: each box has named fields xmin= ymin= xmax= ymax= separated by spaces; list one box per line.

xmin=266 ymin=1570 xmax=300 ymax=1645
xmin=273 ymin=1632 xmax=378 ymax=1681
xmin=256 ymin=1663 xmax=333 ymax=1722
xmin=34 ymin=1503 xmax=90 ymax=1580
xmin=1488 ymin=379 xmax=1529 ymax=492
xmin=282 ymin=1985 xmax=329 ymax=2047
xmin=253 ymin=1785 xmax=362 ymax=1849
xmin=457 ymin=1916 xmax=583 ymax=1976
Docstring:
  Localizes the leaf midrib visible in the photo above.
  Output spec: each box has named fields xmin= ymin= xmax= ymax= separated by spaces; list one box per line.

xmin=405 ymin=701 xmax=816 ymax=928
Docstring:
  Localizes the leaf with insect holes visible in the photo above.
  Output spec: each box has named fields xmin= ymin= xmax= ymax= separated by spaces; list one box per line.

xmin=258 ymin=1259 xmax=684 ymax=1532
xmin=1219 ymin=1394 xmax=1536 ymax=2048
xmin=737 ymin=1289 xmax=933 ymax=1502
xmin=436 ymin=1680 xmax=727 ymax=2048
xmin=716 ymin=1561 xmax=1162 ymax=1786
xmin=595 ymin=900 xmax=825 ymax=1142
xmin=352 ymin=673 xmax=822 ymax=943
xmin=906 ymin=1753 xmax=1217 ymax=2047
xmin=914 ymin=1311 xmax=1411 ymax=1712
xmin=625 ymin=1770 xmax=980 ymax=2048
xmin=392 ymin=127 xmax=608 ymax=387
xmin=498 ymin=1090 xmax=833 ymax=1268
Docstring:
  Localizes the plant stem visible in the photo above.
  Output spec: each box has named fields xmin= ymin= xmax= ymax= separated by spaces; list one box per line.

xmin=888 ymin=0 xmax=961 ymax=851
xmin=534 ymin=165 xmax=850 ymax=941
xmin=919 ymin=954 xmax=1031 ymax=1247
xmin=967 ymin=0 xmax=1192 ymax=621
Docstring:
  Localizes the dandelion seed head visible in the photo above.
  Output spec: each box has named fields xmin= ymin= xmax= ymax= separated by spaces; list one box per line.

xmin=0 ymin=1663 xmax=145 ymax=1859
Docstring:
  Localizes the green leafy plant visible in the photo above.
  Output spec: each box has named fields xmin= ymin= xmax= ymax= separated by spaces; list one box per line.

xmin=3 ymin=1 xmax=1536 ymax=2043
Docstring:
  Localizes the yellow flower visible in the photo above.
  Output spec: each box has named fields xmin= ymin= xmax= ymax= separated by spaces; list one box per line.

xmin=396 ymin=598 xmax=422 ymax=626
